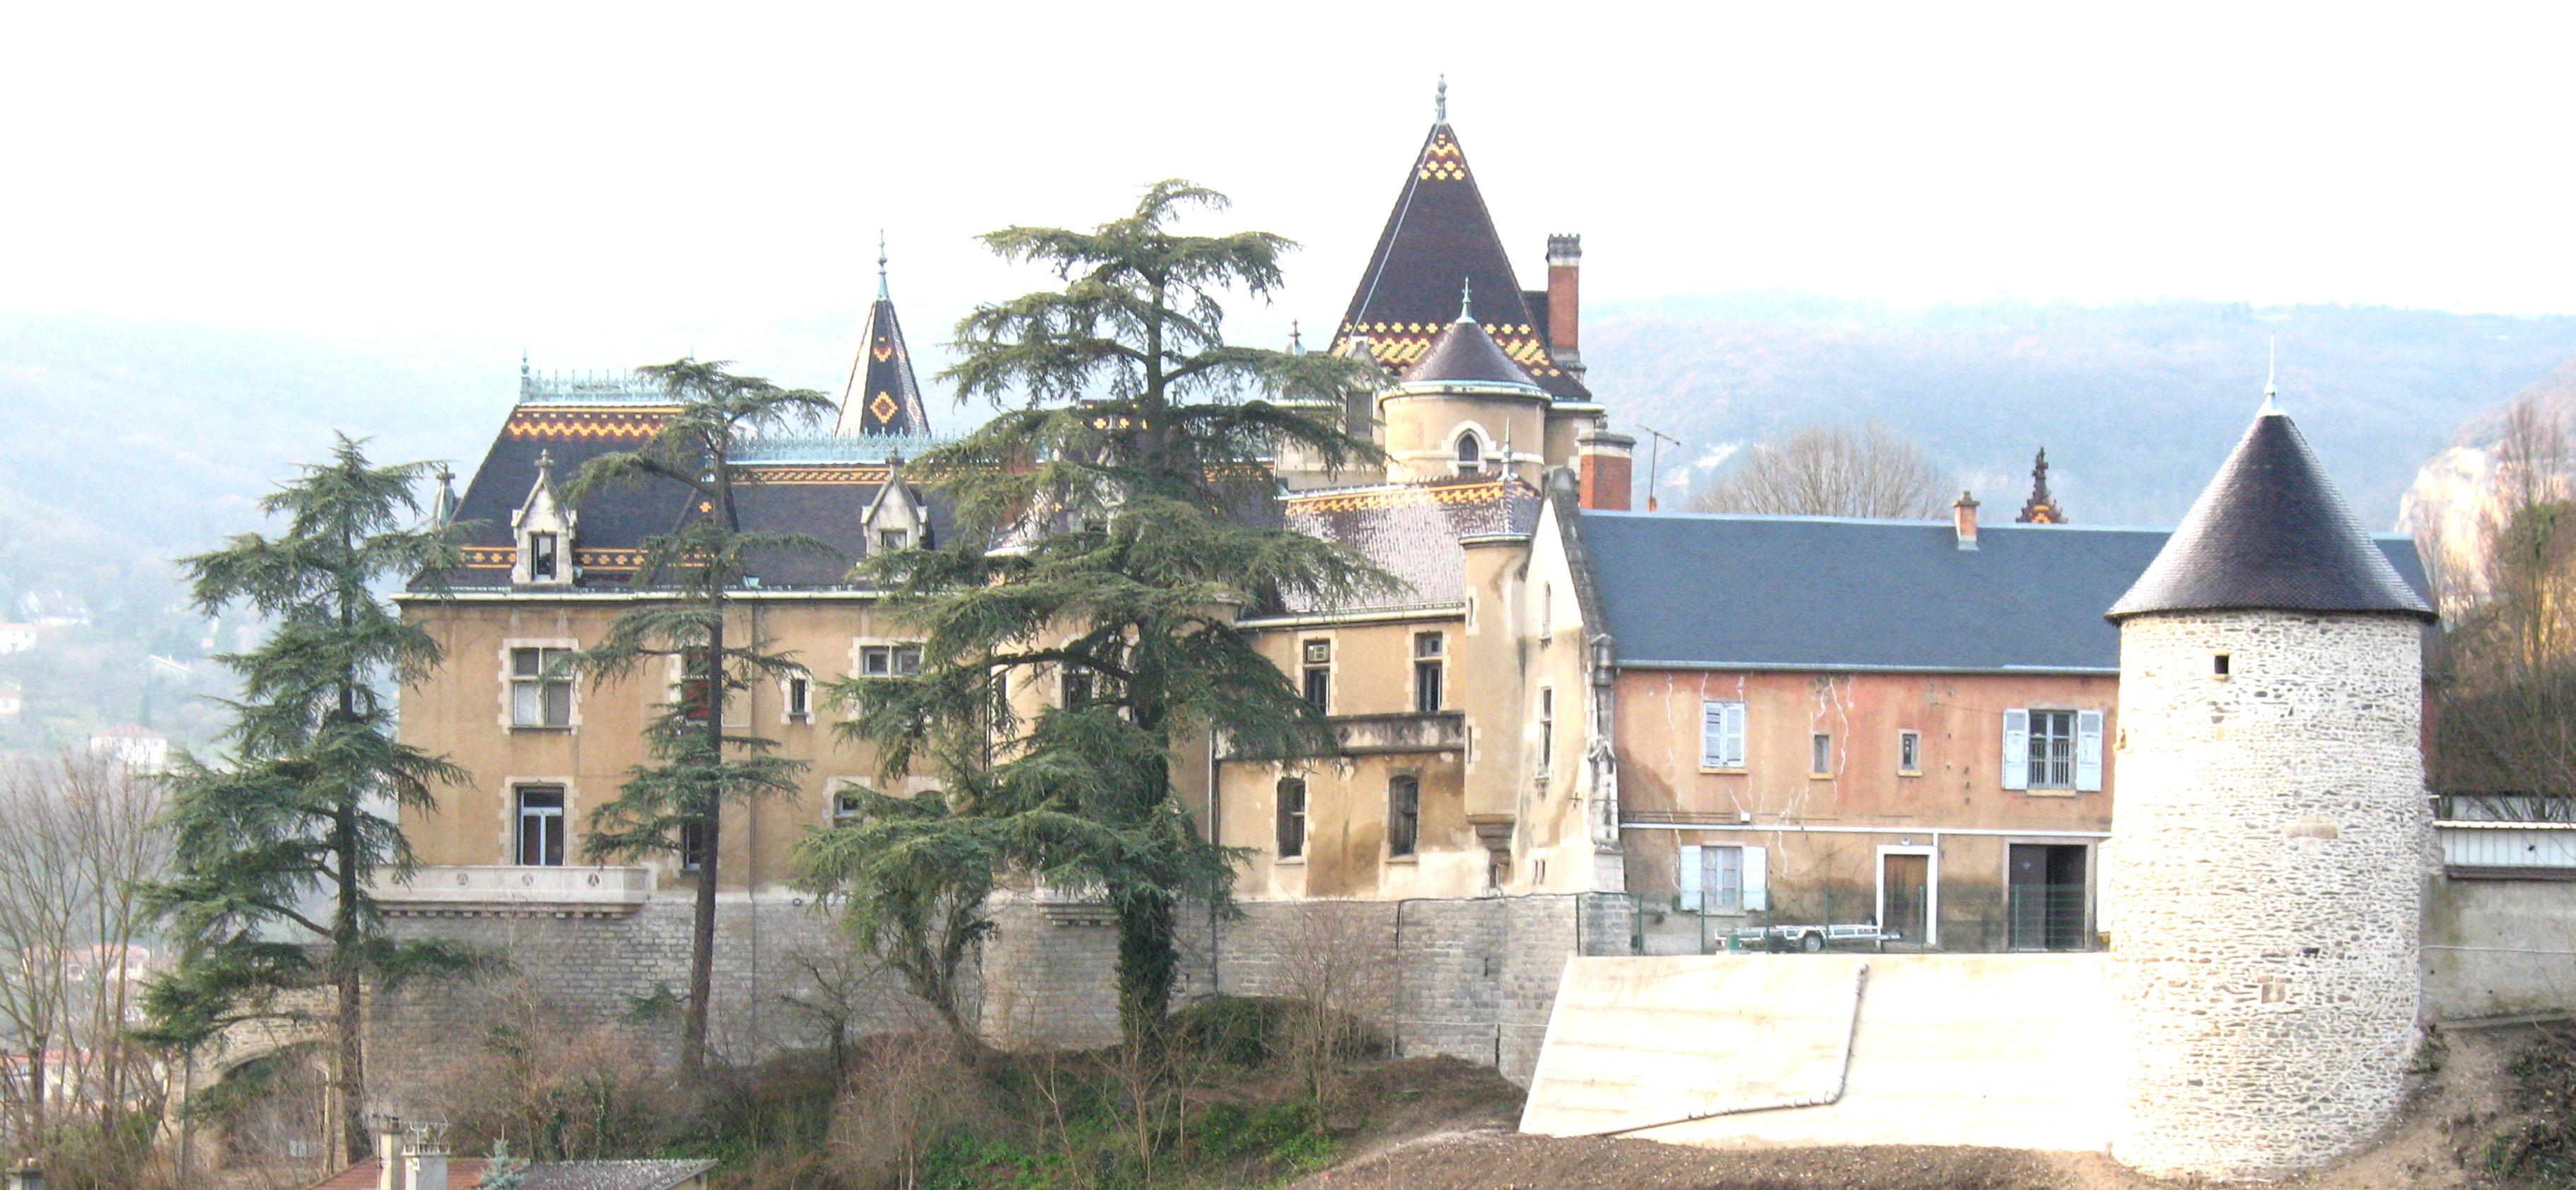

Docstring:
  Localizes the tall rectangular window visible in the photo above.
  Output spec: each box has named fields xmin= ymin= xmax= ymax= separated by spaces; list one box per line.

xmin=1899 ymin=729 xmax=1922 ymax=774
xmin=1061 ymin=668 xmax=1095 ymax=708
xmin=1538 ymin=687 xmax=1555 ymax=773
xmin=1413 ymin=633 xmax=1444 ymax=713
xmin=680 ymin=819 xmax=711 ymax=872
xmin=1276 ymin=778 xmax=1307 ymax=859
xmin=1811 ymin=733 xmax=1834 ymax=775
xmin=1700 ymin=700 xmax=1747 ymax=768
xmin=2029 ymin=710 xmax=2076 ymax=788
xmin=515 ymin=786 xmax=565 ymax=867
xmin=510 ymin=647 xmax=573 ymax=728
xmin=861 ymin=644 xmax=924 ymax=677
xmin=1387 ymin=776 xmax=1420 ymax=858
xmin=526 ymin=532 xmax=559 ymax=581
xmin=786 ymin=675 xmax=811 ymax=721
xmin=1301 ymin=640 xmax=1331 ymax=711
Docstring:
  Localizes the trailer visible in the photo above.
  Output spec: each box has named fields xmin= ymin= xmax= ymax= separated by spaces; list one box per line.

xmin=1730 ymin=923 xmax=1888 ymax=952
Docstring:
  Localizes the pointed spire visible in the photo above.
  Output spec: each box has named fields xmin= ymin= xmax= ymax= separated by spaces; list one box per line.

xmin=429 ymin=464 xmax=460 ymax=529
xmin=1435 ymin=74 xmax=1447 ymax=124
xmin=1334 ymin=108 xmax=1589 ymax=400
xmin=2108 ymin=408 xmax=2432 ymax=622
xmin=837 ymin=252 xmax=933 ymax=436
xmin=1458 ymin=278 xmax=1474 ymax=322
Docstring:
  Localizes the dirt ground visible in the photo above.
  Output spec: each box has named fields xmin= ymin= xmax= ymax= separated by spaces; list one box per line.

xmin=1295 ymin=1025 xmax=2539 ymax=1190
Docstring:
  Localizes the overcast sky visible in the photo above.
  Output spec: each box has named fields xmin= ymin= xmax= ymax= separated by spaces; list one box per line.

xmin=8 ymin=2 xmax=2576 ymax=392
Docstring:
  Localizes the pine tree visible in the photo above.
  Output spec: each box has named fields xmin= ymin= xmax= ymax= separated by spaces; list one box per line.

xmin=564 ymin=358 xmax=837 ymax=1072
xmin=140 ymin=436 xmax=476 ymax=1162
xmin=822 ymin=182 xmax=1389 ymax=1048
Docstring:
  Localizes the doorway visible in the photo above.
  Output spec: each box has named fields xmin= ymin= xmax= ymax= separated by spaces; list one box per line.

xmin=2007 ymin=844 xmax=2090 ymax=950
xmin=1879 ymin=851 xmax=1930 ymax=945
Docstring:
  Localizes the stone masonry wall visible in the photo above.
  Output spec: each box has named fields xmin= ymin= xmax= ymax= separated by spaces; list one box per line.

xmin=371 ymin=889 xmax=1636 ymax=1097
xmin=2108 ymin=612 xmax=2430 ymax=1179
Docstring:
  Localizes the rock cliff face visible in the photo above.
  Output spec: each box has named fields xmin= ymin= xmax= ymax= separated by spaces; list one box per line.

xmin=2397 ymin=358 xmax=2576 ymax=612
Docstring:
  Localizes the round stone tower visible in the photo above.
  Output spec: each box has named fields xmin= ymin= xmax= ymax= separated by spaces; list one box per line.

xmin=2104 ymin=397 xmax=2435 ymax=1179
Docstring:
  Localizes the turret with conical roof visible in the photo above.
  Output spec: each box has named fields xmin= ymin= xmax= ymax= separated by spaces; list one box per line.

xmin=835 ymin=236 xmax=933 ymax=436
xmin=2104 ymin=385 xmax=2435 ymax=1178
xmin=1377 ymin=282 xmax=1551 ymax=485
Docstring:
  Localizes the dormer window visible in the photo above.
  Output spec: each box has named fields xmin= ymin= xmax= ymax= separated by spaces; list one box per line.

xmin=1455 ymin=431 xmax=1486 ymax=475
xmin=512 ymin=448 xmax=576 ymax=588
xmin=527 ymin=532 xmax=559 ymax=581
xmin=878 ymin=529 xmax=908 ymax=553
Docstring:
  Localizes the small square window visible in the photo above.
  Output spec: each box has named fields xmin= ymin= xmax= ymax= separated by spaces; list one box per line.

xmin=2213 ymin=653 xmax=2232 ymax=677
xmin=1414 ymin=632 xmax=1444 ymax=658
xmin=879 ymin=529 xmax=908 ymax=552
xmin=861 ymin=644 xmax=924 ymax=677
xmin=1302 ymin=640 xmax=1331 ymax=666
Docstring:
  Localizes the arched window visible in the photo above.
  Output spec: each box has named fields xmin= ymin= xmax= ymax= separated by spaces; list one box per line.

xmin=1455 ymin=431 xmax=1484 ymax=474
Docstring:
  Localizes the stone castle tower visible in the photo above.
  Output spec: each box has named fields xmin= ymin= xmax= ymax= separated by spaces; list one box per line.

xmin=2103 ymin=395 xmax=2437 ymax=1178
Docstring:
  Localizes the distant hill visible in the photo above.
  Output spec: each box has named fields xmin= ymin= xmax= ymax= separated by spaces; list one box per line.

xmin=1585 ymin=294 xmax=2576 ymax=527
xmin=6 ymin=297 xmax=2573 ymax=749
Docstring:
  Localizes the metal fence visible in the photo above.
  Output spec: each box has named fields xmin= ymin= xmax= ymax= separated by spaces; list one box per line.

xmin=1636 ymin=882 xmax=2097 ymax=956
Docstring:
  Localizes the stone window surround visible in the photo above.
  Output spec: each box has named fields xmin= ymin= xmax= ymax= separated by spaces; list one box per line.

xmin=499 ymin=774 xmax=580 ymax=866
xmin=497 ymin=637 xmax=581 ymax=732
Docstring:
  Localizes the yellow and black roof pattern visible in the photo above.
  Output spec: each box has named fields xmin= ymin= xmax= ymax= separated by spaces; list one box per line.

xmin=837 ymin=264 xmax=932 ymax=436
xmin=424 ymin=381 xmax=945 ymax=592
xmin=1332 ymin=122 xmax=1589 ymax=402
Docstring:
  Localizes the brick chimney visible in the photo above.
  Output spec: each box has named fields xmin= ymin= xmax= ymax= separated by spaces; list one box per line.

xmin=1546 ymin=235 xmax=1583 ymax=378
xmin=1577 ymin=428 xmax=1634 ymax=511
xmin=1954 ymin=491 xmax=1981 ymax=551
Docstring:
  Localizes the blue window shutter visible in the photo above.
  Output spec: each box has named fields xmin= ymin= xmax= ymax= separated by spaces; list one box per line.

xmin=2002 ymin=708 xmax=2030 ymax=791
xmin=1743 ymin=845 xmax=1768 ymax=911
xmin=1678 ymin=844 xmax=1703 ymax=911
xmin=2075 ymin=710 xmax=2105 ymax=792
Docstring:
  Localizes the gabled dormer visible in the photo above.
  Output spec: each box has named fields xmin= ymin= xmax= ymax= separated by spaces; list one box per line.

xmin=861 ymin=455 xmax=930 ymax=557
xmin=512 ymin=449 xmax=578 ymax=588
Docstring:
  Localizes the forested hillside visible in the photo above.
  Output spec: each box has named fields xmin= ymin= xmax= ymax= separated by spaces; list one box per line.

xmin=3 ymin=296 xmax=2568 ymax=752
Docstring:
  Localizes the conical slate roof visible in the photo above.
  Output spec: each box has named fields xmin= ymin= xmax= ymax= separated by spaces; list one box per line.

xmin=2106 ymin=408 xmax=2433 ymax=622
xmin=1332 ymin=120 xmax=1589 ymax=401
xmin=835 ymin=262 xmax=932 ymax=436
xmin=1403 ymin=311 xmax=1543 ymax=391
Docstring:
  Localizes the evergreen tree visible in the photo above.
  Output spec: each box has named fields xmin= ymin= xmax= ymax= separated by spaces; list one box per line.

xmin=564 ymin=358 xmax=837 ymax=1072
xmin=140 ymin=436 xmax=475 ymax=1162
xmin=821 ymin=182 xmax=1389 ymax=1047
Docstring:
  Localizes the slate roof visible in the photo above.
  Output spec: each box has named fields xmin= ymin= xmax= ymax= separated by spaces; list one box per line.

xmin=2107 ymin=409 xmax=2435 ymax=622
xmin=1332 ymin=121 xmax=1587 ymax=401
xmin=423 ymin=397 xmax=942 ymax=592
xmin=834 ymin=269 xmax=933 ymax=436
xmin=1579 ymin=513 xmax=2430 ymax=672
xmin=1277 ymin=477 xmax=1540 ymax=612
xmin=1403 ymin=314 xmax=1545 ymax=392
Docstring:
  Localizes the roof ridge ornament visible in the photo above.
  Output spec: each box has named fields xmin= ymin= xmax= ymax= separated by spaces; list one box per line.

xmin=1436 ymin=74 xmax=1447 ymax=124
xmin=877 ymin=230 xmax=890 ymax=302
xmin=1458 ymin=278 xmax=1474 ymax=323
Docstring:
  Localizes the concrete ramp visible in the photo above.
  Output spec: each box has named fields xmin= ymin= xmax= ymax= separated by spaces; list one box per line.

xmin=1520 ymin=953 xmax=2112 ymax=1153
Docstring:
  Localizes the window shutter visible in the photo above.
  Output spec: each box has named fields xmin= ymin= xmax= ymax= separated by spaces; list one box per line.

xmin=1723 ymin=702 xmax=1747 ymax=767
xmin=1701 ymin=703 xmax=1725 ymax=767
xmin=1678 ymin=844 xmax=1703 ymax=911
xmin=2075 ymin=709 xmax=2105 ymax=792
xmin=1742 ymin=845 xmax=1768 ymax=911
xmin=2001 ymin=708 xmax=2030 ymax=791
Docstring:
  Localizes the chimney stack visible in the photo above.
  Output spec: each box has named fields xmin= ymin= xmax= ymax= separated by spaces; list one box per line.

xmin=6 ymin=1160 xmax=41 ymax=1190
xmin=1546 ymin=235 xmax=1583 ymax=378
xmin=1954 ymin=491 xmax=1981 ymax=550
xmin=405 ymin=1125 xmax=448 ymax=1190
xmin=1576 ymin=428 xmax=1635 ymax=511
xmin=375 ymin=1119 xmax=407 ymax=1190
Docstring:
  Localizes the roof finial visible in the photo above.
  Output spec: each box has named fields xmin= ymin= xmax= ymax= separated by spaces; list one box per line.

xmin=876 ymin=230 xmax=890 ymax=302
xmin=2259 ymin=334 xmax=2283 ymax=416
xmin=1436 ymin=75 xmax=1447 ymax=124
xmin=1288 ymin=320 xmax=1303 ymax=356
xmin=1457 ymin=278 xmax=1474 ymax=323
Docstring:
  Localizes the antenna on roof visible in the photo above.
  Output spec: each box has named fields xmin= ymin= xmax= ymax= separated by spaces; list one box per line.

xmin=1436 ymin=75 xmax=1447 ymax=123
xmin=2260 ymin=334 xmax=2283 ymax=417
xmin=877 ymin=231 xmax=890 ymax=301
xmin=1457 ymin=278 xmax=1474 ymax=322
xmin=1637 ymin=424 xmax=1682 ymax=513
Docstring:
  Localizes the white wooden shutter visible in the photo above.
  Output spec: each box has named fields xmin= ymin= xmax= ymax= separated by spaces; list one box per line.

xmin=1723 ymin=701 xmax=1747 ymax=767
xmin=1678 ymin=844 xmax=1703 ymax=910
xmin=1742 ymin=845 xmax=1768 ymax=911
xmin=2075 ymin=709 xmax=2105 ymax=792
xmin=2001 ymin=708 xmax=2030 ymax=791
xmin=1701 ymin=703 xmax=1725 ymax=767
